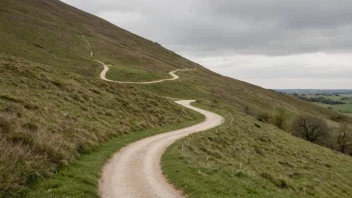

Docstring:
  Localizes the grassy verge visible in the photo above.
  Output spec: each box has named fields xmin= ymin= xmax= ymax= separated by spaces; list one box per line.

xmin=162 ymin=100 xmax=352 ymax=198
xmin=105 ymin=65 xmax=170 ymax=82
xmin=27 ymin=112 xmax=204 ymax=198
xmin=0 ymin=54 xmax=200 ymax=197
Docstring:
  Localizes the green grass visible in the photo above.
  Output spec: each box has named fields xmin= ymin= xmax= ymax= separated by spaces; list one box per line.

xmin=162 ymin=100 xmax=352 ymax=198
xmin=27 ymin=113 xmax=204 ymax=198
xmin=340 ymin=94 xmax=352 ymax=100
xmin=0 ymin=54 xmax=199 ymax=197
xmin=300 ymin=93 xmax=352 ymax=115
xmin=314 ymin=102 xmax=352 ymax=115
xmin=3 ymin=0 xmax=351 ymax=126
xmin=104 ymin=65 xmax=169 ymax=82
xmin=331 ymin=103 xmax=352 ymax=113
xmin=2 ymin=0 xmax=352 ymax=197
xmin=2 ymin=0 xmax=351 ymax=126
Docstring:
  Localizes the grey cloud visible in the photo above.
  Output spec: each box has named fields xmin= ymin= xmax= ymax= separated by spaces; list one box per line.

xmin=230 ymin=65 xmax=352 ymax=79
xmin=61 ymin=0 xmax=352 ymax=88
xmin=204 ymin=0 xmax=352 ymax=29
xmin=62 ymin=0 xmax=352 ymax=55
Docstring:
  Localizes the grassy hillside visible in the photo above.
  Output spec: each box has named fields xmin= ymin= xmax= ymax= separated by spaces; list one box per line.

xmin=26 ymin=114 xmax=204 ymax=198
xmin=0 ymin=54 xmax=198 ymax=196
xmin=1 ymin=0 xmax=350 ymax=124
xmin=1 ymin=0 xmax=352 ymax=197
xmin=163 ymin=100 xmax=352 ymax=198
xmin=0 ymin=0 xmax=195 ymax=77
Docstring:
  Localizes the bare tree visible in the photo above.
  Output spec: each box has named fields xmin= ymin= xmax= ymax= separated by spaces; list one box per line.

xmin=292 ymin=116 xmax=329 ymax=142
xmin=337 ymin=124 xmax=352 ymax=153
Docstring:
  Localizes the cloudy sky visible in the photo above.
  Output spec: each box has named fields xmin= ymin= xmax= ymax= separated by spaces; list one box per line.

xmin=62 ymin=0 xmax=352 ymax=89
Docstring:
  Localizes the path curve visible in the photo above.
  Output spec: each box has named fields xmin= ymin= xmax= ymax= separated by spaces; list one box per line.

xmin=95 ymin=60 xmax=195 ymax=84
xmin=82 ymin=35 xmax=93 ymax=58
xmin=82 ymin=35 xmax=195 ymax=84
xmin=99 ymin=100 xmax=224 ymax=198
xmin=81 ymin=36 xmax=224 ymax=197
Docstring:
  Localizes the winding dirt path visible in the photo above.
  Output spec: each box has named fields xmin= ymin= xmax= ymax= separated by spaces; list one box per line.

xmin=82 ymin=35 xmax=195 ymax=84
xmin=95 ymin=60 xmax=195 ymax=84
xmin=99 ymin=100 xmax=224 ymax=198
xmin=82 ymin=35 xmax=93 ymax=58
xmin=81 ymin=36 xmax=224 ymax=197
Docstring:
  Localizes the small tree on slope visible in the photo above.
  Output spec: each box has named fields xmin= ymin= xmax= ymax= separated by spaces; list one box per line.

xmin=292 ymin=116 xmax=329 ymax=143
xmin=337 ymin=124 xmax=352 ymax=153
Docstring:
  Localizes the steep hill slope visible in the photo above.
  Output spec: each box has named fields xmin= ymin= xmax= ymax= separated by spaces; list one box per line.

xmin=0 ymin=0 xmax=195 ymax=77
xmin=1 ymin=0 xmax=350 ymax=124
xmin=163 ymin=101 xmax=352 ymax=198
xmin=1 ymin=0 xmax=351 ymax=197
xmin=0 ymin=53 xmax=199 ymax=196
xmin=0 ymin=0 xmax=201 ymax=196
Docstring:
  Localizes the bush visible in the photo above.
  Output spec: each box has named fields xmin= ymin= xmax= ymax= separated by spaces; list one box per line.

xmin=331 ymin=115 xmax=343 ymax=122
xmin=257 ymin=112 xmax=270 ymax=123
xmin=292 ymin=116 xmax=329 ymax=143
xmin=244 ymin=106 xmax=251 ymax=115
xmin=274 ymin=108 xmax=287 ymax=129
xmin=337 ymin=124 xmax=352 ymax=153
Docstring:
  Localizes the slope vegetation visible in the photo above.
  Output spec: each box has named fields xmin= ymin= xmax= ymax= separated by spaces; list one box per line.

xmin=1 ymin=0 xmax=350 ymax=124
xmin=0 ymin=49 xmax=196 ymax=196
xmin=1 ymin=0 xmax=352 ymax=197
xmin=163 ymin=101 xmax=352 ymax=198
xmin=99 ymin=100 xmax=223 ymax=198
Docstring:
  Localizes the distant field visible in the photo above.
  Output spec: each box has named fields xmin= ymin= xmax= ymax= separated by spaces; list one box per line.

xmin=314 ymin=103 xmax=352 ymax=115
xmin=299 ymin=93 xmax=352 ymax=115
